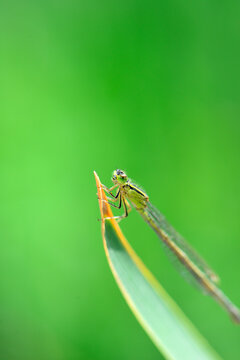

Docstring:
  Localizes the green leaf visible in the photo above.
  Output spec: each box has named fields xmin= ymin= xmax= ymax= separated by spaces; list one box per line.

xmin=94 ymin=171 xmax=221 ymax=360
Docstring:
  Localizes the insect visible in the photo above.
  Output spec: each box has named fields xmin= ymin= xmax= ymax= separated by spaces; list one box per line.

xmin=101 ymin=169 xmax=240 ymax=323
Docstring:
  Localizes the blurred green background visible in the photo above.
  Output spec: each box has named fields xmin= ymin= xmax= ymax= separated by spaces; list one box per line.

xmin=1 ymin=1 xmax=240 ymax=359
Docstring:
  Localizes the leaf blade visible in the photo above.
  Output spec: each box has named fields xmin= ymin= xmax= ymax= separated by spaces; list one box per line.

xmin=94 ymin=171 xmax=221 ymax=360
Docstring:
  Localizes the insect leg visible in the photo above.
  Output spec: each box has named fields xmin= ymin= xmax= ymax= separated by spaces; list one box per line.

xmin=105 ymin=191 xmax=121 ymax=209
xmin=102 ymin=183 xmax=119 ymax=198
xmin=125 ymin=198 xmax=132 ymax=214
xmin=105 ymin=196 xmax=128 ymax=222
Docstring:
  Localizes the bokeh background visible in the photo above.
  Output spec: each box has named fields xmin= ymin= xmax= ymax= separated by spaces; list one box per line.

xmin=1 ymin=1 xmax=240 ymax=359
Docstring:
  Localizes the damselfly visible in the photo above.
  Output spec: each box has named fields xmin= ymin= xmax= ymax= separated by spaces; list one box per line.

xmin=101 ymin=169 xmax=240 ymax=323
